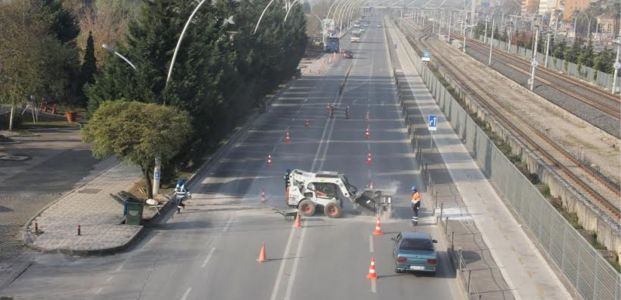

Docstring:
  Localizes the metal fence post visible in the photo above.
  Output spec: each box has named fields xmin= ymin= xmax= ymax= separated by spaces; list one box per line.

xmin=466 ymin=269 xmax=472 ymax=294
xmin=440 ymin=202 xmax=444 ymax=219
xmin=445 ymin=216 xmax=449 ymax=234
xmin=451 ymin=231 xmax=454 ymax=252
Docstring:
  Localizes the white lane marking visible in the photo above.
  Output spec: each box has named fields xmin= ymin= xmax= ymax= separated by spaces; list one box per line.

xmin=369 ymin=235 xmax=375 ymax=253
xmin=269 ymin=225 xmax=297 ymax=300
xmin=180 ymin=287 xmax=192 ymax=300
xmin=222 ymin=216 xmax=233 ymax=232
xmin=95 ymin=287 xmax=102 ymax=294
xmin=201 ymin=247 xmax=216 ymax=268
xmin=371 ymin=280 xmax=377 ymax=293
xmin=284 ymin=222 xmax=308 ymax=300
xmin=105 ymin=276 xmax=113 ymax=283
xmin=114 ymin=263 xmax=124 ymax=272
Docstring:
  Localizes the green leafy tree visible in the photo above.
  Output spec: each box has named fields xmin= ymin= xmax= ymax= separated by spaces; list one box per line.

xmin=82 ymin=100 xmax=192 ymax=198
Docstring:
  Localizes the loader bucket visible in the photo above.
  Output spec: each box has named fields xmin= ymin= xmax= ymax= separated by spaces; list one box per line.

xmin=354 ymin=190 xmax=382 ymax=212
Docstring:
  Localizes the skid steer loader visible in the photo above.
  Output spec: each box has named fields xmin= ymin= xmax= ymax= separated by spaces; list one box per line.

xmin=285 ymin=169 xmax=391 ymax=218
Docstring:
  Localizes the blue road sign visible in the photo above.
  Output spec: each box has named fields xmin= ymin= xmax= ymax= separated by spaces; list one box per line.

xmin=428 ymin=114 xmax=437 ymax=131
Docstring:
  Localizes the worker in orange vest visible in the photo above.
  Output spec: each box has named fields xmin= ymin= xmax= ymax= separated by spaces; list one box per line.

xmin=411 ymin=186 xmax=421 ymax=221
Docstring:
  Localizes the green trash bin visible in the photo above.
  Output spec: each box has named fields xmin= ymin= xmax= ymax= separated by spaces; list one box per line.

xmin=125 ymin=200 xmax=143 ymax=225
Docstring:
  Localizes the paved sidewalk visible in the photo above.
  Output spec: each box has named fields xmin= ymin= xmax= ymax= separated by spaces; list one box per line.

xmin=388 ymin=20 xmax=572 ymax=300
xmin=23 ymin=162 xmax=143 ymax=254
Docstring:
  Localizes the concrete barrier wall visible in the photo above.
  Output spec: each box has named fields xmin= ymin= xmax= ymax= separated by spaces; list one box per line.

xmin=410 ymin=45 xmax=621 ymax=300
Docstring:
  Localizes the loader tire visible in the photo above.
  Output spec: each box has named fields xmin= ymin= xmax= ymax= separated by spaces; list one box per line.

xmin=298 ymin=199 xmax=316 ymax=216
xmin=324 ymin=202 xmax=342 ymax=218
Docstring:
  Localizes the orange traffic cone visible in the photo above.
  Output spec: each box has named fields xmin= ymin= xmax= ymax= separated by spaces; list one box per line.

xmin=260 ymin=190 xmax=266 ymax=203
xmin=266 ymin=154 xmax=272 ymax=167
xmin=364 ymin=127 xmax=370 ymax=139
xmin=304 ymin=119 xmax=310 ymax=128
xmin=367 ymin=257 xmax=378 ymax=280
xmin=367 ymin=180 xmax=374 ymax=189
xmin=284 ymin=129 xmax=291 ymax=144
xmin=372 ymin=217 xmax=384 ymax=236
xmin=257 ymin=242 xmax=267 ymax=263
xmin=367 ymin=152 xmax=373 ymax=166
xmin=293 ymin=212 xmax=302 ymax=229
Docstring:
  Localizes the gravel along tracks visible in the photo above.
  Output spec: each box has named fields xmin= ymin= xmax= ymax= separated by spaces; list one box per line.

xmin=398 ymin=19 xmax=621 ymax=221
xmin=451 ymin=32 xmax=621 ymax=139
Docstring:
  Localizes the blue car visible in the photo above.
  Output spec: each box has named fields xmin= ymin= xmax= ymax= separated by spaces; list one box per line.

xmin=392 ymin=231 xmax=438 ymax=275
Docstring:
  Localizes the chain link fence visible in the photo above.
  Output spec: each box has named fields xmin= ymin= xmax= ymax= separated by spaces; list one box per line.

xmin=413 ymin=49 xmax=621 ymax=300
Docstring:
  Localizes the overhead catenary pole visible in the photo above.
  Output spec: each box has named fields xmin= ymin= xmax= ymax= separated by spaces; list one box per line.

xmin=529 ymin=27 xmax=540 ymax=91
xmin=612 ymin=41 xmax=620 ymax=94
xmin=544 ymin=31 xmax=551 ymax=68
xmin=488 ymin=18 xmax=494 ymax=65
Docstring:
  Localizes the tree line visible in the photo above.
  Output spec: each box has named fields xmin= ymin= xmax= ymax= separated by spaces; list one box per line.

xmin=2 ymin=0 xmax=307 ymax=198
xmin=473 ymin=22 xmax=617 ymax=74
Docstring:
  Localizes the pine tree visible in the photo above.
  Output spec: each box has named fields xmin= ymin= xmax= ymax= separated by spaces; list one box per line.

xmin=78 ymin=31 xmax=98 ymax=107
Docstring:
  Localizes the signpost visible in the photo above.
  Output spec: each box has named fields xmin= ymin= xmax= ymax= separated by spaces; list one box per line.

xmin=428 ymin=114 xmax=437 ymax=131
xmin=422 ymin=49 xmax=431 ymax=62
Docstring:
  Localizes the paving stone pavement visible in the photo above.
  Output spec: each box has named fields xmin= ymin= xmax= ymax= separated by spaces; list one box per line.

xmin=24 ymin=162 xmax=143 ymax=254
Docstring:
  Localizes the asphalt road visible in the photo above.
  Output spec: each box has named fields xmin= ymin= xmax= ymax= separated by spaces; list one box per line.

xmin=1 ymin=16 xmax=462 ymax=300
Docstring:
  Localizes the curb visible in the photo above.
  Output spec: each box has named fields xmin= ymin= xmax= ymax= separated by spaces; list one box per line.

xmin=145 ymin=78 xmax=296 ymax=227
xmin=21 ymin=157 xmax=128 ymax=255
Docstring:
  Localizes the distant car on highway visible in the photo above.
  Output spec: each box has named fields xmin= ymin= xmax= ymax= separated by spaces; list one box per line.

xmin=377 ymin=24 xmax=381 ymax=28
xmin=343 ymin=50 xmax=353 ymax=59
xmin=392 ymin=231 xmax=438 ymax=275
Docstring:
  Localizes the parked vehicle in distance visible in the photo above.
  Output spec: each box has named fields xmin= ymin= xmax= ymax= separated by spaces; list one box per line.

xmin=343 ymin=50 xmax=353 ymax=59
xmin=392 ymin=231 xmax=438 ymax=275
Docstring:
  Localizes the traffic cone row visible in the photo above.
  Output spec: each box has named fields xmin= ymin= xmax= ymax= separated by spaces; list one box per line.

xmin=367 ymin=257 xmax=378 ymax=280
xmin=257 ymin=242 xmax=267 ymax=263
xmin=293 ymin=213 xmax=302 ymax=229
xmin=284 ymin=129 xmax=291 ymax=144
xmin=364 ymin=127 xmax=370 ymax=139
xmin=366 ymin=152 xmax=373 ymax=166
xmin=372 ymin=217 xmax=384 ymax=236
xmin=266 ymin=154 xmax=272 ymax=167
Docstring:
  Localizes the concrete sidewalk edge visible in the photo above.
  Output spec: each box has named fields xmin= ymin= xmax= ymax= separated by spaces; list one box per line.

xmin=20 ymin=76 xmax=298 ymax=258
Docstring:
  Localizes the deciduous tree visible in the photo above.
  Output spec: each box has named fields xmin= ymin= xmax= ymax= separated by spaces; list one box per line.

xmin=82 ymin=100 xmax=192 ymax=198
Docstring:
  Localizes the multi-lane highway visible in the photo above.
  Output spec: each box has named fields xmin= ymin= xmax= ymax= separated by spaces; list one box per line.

xmin=1 ymin=17 xmax=462 ymax=300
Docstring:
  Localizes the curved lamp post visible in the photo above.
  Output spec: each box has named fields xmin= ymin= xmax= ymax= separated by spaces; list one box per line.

xmin=104 ymin=0 xmax=233 ymax=197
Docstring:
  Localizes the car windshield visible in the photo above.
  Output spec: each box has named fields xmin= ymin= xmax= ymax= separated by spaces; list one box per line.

xmin=399 ymin=238 xmax=433 ymax=251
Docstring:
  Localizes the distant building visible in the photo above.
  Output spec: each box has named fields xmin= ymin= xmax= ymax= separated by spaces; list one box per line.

xmin=521 ymin=0 xmax=540 ymax=16
xmin=538 ymin=0 xmax=561 ymax=15
xmin=596 ymin=12 xmax=620 ymax=38
xmin=562 ymin=0 xmax=590 ymax=21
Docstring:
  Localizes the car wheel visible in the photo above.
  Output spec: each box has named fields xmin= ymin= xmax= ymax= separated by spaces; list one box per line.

xmin=298 ymin=199 xmax=316 ymax=216
xmin=395 ymin=268 xmax=403 ymax=273
xmin=324 ymin=202 xmax=342 ymax=218
xmin=429 ymin=271 xmax=436 ymax=277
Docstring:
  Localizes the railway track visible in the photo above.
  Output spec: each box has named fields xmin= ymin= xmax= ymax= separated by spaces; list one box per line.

xmin=397 ymin=19 xmax=621 ymax=221
xmin=452 ymin=32 xmax=621 ymax=121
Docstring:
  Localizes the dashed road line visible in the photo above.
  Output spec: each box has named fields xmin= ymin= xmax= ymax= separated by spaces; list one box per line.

xmin=284 ymin=222 xmax=308 ymax=300
xmin=180 ymin=287 xmax=192 ymax=300
xmin=105 ymin=276 xmax=113 ymax=283
xmin=269 ymin=224 xmax=297 ymax=300
xmin=369 ymin=235 xmax=375 ymax=253
xmin=201 ymin=247 xmax=216 ymax=268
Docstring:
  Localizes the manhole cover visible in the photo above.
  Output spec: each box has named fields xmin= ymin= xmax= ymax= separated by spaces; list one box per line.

xmin=78 ymin=188 xmax=101 ymax=194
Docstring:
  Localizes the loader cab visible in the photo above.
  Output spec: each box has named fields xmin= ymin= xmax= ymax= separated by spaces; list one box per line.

xmin=306 ymin=182 xmax=338 ymax=199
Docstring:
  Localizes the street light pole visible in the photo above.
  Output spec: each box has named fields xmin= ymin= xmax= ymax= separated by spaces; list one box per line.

xmin=101 ymin=44 xmax=137 ymax=70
